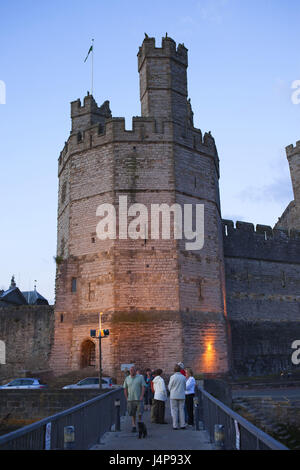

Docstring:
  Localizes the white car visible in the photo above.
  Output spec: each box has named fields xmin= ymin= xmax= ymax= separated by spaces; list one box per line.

xmin=62 ymin=377 xmax=116 ymax=390
xmin=0 ymin=378 xmax=48 ymax=389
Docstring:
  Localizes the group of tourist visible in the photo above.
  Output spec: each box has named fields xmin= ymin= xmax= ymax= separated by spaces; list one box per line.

xmin=123 ymin=363 xmax=196 ymax=432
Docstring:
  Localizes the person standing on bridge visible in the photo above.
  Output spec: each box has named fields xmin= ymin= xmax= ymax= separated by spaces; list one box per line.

xmin=123 ymin=366 xmax=146 ymax=433
xmin=168 ymin=364 xmax=187 ymax=430
xmin=177 ymin=362 xmax=186 ymax=377
xmin=151 ymin=369 xmax=168 ymax=424
xmin=144 ymin=368 xmax=154 ymax=411
xmin=185 ymin=367 xmax=196 ymax=426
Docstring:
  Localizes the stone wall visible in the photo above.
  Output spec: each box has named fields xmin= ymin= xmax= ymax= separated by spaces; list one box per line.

xmin=275 ymin=201 xmax=299 ymax=232
xmin=232 ymin=395 xmax=300 ymax=449
xmin=223 ymin=220 xmax=300 ymax=376
xmin=241 ymin=397 xmax=300 ymax=427
xmin=0 ymin=389 xmax=101 ymax=427
xmin=0 ymin=305 xmax=54 ymax=382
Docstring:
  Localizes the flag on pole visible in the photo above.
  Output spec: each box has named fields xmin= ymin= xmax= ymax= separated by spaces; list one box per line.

xmin=84 ymin=42 xmax=93 ymax=63
xmin=84 ymin=39 xmax=94 ymax=95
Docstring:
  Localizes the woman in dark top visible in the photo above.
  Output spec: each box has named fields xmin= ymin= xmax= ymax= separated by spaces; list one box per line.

xmin=143 ymin=368 xmax=154 ymax=411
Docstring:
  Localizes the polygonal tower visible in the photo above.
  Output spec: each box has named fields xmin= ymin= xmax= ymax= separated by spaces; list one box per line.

xmin=50 ymin=35 xmax=230 ymax=381
xmin=275 ymin=141 xmax=300 ymax=231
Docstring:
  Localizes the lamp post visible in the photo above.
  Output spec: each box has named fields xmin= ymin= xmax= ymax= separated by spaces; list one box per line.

xmin=90 ymin=312 xmax=110 ymax=391
xmin=99 ymin=312 xmax=103 ymax=390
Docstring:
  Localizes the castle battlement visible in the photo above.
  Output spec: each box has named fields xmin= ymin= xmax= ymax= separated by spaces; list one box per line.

xmin=58 ymin=111 xmax=218 ymax=176
xmin=223 ymin=219 xmax=300 ymax=240
xmin=70 ymin=95 xmax=112 ymax=133
xmin=71 ymin=94 xmax=99 ymax=116
xmin=286 ymin=140 xmax=300 ymax=158
xmin=222 ymin=219 xmax=300 ymax=263
xmin=138 ymin=35 xmax=188 ymax=70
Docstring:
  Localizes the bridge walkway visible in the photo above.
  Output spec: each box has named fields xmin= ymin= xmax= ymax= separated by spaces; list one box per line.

xmin=91 ymin=400 xmax=214 ymax=450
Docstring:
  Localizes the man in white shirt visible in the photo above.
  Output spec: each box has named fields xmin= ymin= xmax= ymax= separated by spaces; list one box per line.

xmin=168 ymin=364 xmax=187 ymax=430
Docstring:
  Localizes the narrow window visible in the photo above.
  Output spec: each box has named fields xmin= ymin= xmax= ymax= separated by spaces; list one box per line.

xmin=281 ymin=271 xmax=286 ymax=288
xmin=60 ymin=314 xmax=64 ymax=323
xmin=199 ymin=279 xmax=203 ymax=300
xmin=71 ymin=277 xmax=77 ymax=293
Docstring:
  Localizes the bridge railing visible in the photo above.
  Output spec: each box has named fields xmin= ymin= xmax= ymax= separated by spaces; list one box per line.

xmin=198 ymin=387 xmax=289 ymax=450
xmin=0 ymin=388 xmax=126 ymax=450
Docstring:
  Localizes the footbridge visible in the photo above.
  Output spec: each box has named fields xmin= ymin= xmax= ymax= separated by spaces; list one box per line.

xmin=0 ymin=387 xmax=288 ymax=451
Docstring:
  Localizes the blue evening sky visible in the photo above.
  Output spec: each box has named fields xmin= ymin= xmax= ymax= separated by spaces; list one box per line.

xmin=0 ymin=0 xmax=299 ymax=303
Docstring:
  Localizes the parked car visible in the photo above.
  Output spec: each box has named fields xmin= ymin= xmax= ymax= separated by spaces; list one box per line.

xmin=0 ymin=378 xmax=48 ymax=389
xmin=62 ymin=377 xmax=116 ymax=390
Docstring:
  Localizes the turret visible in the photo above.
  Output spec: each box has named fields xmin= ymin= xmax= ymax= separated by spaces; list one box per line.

xmin=138 ymin=35 xmax=190 ymax=126
xmin=70 ymin=93 xmax=112 ymax=133
xmin=286 ymin=140 xmax=300 ymax=203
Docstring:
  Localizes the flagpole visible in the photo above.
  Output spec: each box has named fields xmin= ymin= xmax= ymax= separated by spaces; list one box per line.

xmin=91 ymin=38 xmax=94 ymax=96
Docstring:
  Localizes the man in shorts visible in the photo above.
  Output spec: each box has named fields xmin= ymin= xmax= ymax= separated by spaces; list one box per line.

xmin=123 ymin=366 xmax=146 ymax=432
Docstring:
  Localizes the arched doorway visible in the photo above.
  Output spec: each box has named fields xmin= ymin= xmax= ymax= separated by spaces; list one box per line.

xmin=80 ymin=339 xmax=96 ymax=369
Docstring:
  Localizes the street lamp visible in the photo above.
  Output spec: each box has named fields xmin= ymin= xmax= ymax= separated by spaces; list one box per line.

xmin=90 ymin=312 xmax=109 ymax=390
xmin=99 ymin=311 xmax=103 ymax=391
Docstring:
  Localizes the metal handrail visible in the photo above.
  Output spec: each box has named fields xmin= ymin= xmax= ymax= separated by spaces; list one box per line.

xmin=198 ymin=387 xmax=289 ymax=450
xmin=0 ymin=388 xmax=126 ymax=450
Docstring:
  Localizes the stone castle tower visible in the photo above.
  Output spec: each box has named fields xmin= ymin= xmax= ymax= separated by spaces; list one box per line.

xmin=276 ymin=141 xmax=300 ymax=231
xmin=50 ymin=35 xmax=230 ymax=380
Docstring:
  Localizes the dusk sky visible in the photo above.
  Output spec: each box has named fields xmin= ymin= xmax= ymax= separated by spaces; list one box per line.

xmin=0 ymin=0 xmax=299 ymax=303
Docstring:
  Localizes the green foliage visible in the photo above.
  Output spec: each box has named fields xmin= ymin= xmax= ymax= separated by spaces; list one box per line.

xmin=53 ymin=255 xmax=63 ymax=265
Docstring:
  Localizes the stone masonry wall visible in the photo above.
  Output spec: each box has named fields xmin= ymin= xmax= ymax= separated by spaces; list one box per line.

xmin=0 ymin=390 xmax=101 ymax=425
xmin=223 ymin=220 xmax=300 ymax=376
xmin=0 ymin=305 xmax=54 ymax=382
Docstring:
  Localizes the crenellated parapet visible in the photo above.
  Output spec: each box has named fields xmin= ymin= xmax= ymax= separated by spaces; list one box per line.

xmin=58 ymin=104 xmax=219 ymax=176
xmin=222 ymin=220 xmax=300 ymax=263
xmin=138 ymin=35 xmax=188 ymax=70
xmin=223 ymin=219 xmax=300 ymax=240
xmin=286 ymin=140 xmax=300 ymax=158
xmin=70 ymin=94 xmax=112 ymax=133
xmin=222 ymin=219 xmax=300 ymax=263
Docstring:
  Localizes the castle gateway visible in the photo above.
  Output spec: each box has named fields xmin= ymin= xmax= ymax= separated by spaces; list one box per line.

xmin=50 ymin=35 xmax=300 ymax=380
